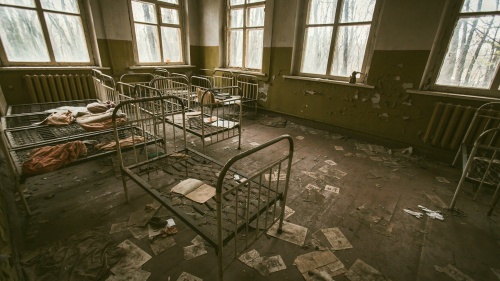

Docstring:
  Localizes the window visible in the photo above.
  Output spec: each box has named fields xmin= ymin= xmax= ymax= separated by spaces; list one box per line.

xmin=298 ymin=0 xmax=379 ymax=81
xmin=226 ymin=0 xmax=265 ymax=70
xmin=0 ymin=0 xmax=93 ymax=65
xmin=130 ymin=0 xmax=185 ymax=64
xmin=430 ymin=0 xmax=500 ymax=96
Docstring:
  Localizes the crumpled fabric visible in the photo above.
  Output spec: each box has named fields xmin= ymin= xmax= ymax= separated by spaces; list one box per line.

xmin=95 ymin=136 xmax=145 ymax=151
xmin=22 ymin=229 xmax=125 ymax=281
xmin=78 ymin=117 xmax=127 ymax=132
xmin=76 ymin=109 xmax=125 ymax=125
xmin=39 ymin=111 xmax=75 ymax=126
xmin=22 ymin=141 xmax=87 ymax=175
xmin=86 ymin=102 xmax=109 ymax=113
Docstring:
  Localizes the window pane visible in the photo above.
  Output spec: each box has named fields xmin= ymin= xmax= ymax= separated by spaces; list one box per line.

xmin=230 ymin=0 xmax=245 ymax=5
xmin=248 ymin=0 xmax=265 ymax=3
xmin=159 ymin=0 xmax=178 ymax=4
xmin=331 ymin=25 xmax=370 ymax=77
xmin=246 ymin=28 xmax=263 ymax=69
xmin=308 ymin=0 xmax=337 ymax=24
xmin=131 ymin=0 xmax=157 ymax=24
xmin=44 ymin=12 xmax=90 ymax=62
xmin=161 ymin=7 xmax=179 ymax=24
xmin=301 ymin=26 xmax=333 ymax=74
xmin=135 ymin=23 xmax=161 ymax=62
xmin=436 ymin=16 xmax=500 ymax=89
xmin=228 ymin=30 xmax=243 ymax=67
xmin=161 ymin=26 xmax=182 ymax=62
xmin=247 ymin=6 xmax=264 ymax=27
xmin=230 ymin=8 xmax=244 ymax=27
xmin=340 ymin=0 xmax=375 ymax=23
xmin=41 ymin=0 xmax=79 ymax=14
xmin=0 ymin=0 xmax=35 ymax=8
xmin=0 ymin=7 xmax=50 ymax=62
xmin=461 ymin=0 xmax=500 ymax=13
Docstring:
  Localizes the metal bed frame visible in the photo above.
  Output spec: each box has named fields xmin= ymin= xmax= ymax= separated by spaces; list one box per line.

xmin=112 ymin=95 xmax=293 ymax=280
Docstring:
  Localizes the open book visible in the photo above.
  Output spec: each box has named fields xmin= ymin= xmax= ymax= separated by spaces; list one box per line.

xmin=171 ymin=178 xmax=216 ymax=204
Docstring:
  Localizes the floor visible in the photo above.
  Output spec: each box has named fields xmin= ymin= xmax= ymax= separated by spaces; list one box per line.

xmin=2 ymin=113 xmax=499 ymax=281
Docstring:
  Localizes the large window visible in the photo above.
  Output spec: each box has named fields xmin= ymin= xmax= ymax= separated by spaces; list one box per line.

xmin=130 ymin=0 xmax=185 ymax=64
xmin=298 ymin=0 xmax=378 ymax=81
xmin=226 ymin=0 xmax=265 ymax=70
xmin=0 ymin=0 xmax=93 ymax=65
xmin=431 ymin=0 xmax=500 ymax=96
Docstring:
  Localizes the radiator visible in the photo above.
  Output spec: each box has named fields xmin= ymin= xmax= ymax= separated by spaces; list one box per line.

xmin=24 ymin=74 xmax=96 ymax=103
xmin=423 ymin=102 xmax=500 ymax=150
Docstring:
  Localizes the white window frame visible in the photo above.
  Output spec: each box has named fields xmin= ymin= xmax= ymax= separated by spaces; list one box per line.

xmin=421 ymin=0 xmax=500 ymax=98
xmin=225 ymin=0 xmax=266 ymax=71
xmin=129 ymin=0 xmax=189 ymax=66
xmin=0 ymin=0 xmax=98 ymax=66
xmin=291 ymin=0 xmax=382 ymax=83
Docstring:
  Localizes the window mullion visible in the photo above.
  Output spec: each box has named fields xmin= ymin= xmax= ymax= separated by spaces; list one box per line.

xmin=156 ymin=3 xmax=164 ymax=63
xmin=325 ymin=0 xmax=344 ymax=76
xmin=35 ymin=0 xmax=56 ymax=63
xmin=242 ymin=4 xmax=247 ymax=69
xmin=489 ymin=64 xmax=500 ymax=91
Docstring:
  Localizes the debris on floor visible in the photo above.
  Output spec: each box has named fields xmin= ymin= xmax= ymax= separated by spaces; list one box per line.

xmin=267 ymin=221 xmax=308 ymax=246
xmin=370 ymin=156 xmax=383 ymax=162
xmin=324 ymin=160 xmax=337 ymax=166
xmin=324 ymin=185 xmax=340 ymax=194
xmin=285 ymin=205 xmax=295 ymax=219
xmin=183 ymin=235 xmax=208 ymax=260
xmin=250 ymin=142 xmax=260 ymax=146
xmin=259 ymin=116 xmax=287 ymax=128
xmin=110 ymin=222 xmax=128 ymax=234
xmin=106 ymin=269 xmax=151 ymax=281
xmin=149 ymin=236 xmax=176 ymax=256
xmin=111 ymin=240 xmax=152 ymax=276
xmin=418 ymin=205 xmax=444 ymax=220
xmin=334 ymin=146 xmax=344 ymax=151
xmin=435 ymin=176 xmax=450 ymax=184
xmin=403 ymin=209 xmax=423 ymax=219
xmin=350 ymin=205 xmax=383 ymax=224
xmin=320 ymin=227 xmax=353 ymax=250
xmin=294 ymin=251 xmax=346 ymax=281
xmin=127 ymin=202 xmax=161 ymax=227
xmin=318 ymin=165 xmax=347 ymax=179
xmin=176 ymin=272 xmax=203 ymax=281
xmin=434 ymin=264 xmax=475 ymax=281
xmin=305 ymin=183 xmax=321 ymax=191
xmin=296 ymin=136 xmax=305 ymax=140
xmin=303 ymin=171 xmax=319 ymax=179
xmin=239 ymin=249 xmax=287 ymax=276
xmin=239 ymin=249 xmax=262 ymax=267
xmin=303 ymin=189 xmax=326 ymax=204
xmin=128 ymin=226 xmax=149 ymax=240
xmin=345 ymin=259 xmax=392 ymax=281
xmin=424 ymin=192 xmax=447 ymax=209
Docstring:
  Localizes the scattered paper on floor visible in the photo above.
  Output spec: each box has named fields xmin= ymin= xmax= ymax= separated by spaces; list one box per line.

xmin=302 ymin=171 xmax=318 ymax=179
xmin=191 ymin=235 xmax=205 ymax=246
xmin=150 ymin=236 xmax=176 ymax=255
xmin=435 ymin=264 xmax=474 ymax=281
xmin=111 ymin=240 xmax=152 ymax=276
xmin=239 ymin=249 xmax=263 ymax=268
xmin=345 ymin=259 xmax=392 ymax=281
xmin=325 ymin=185 xmax=339 ymax=194
xmin=370 ymin=157 xmax=383 ymax=162
xmin=176 ymin=272 xmax=202 ymax=281
xmin=106 ymin=269 xmax=151 ymax=281
xmin=435 ymin=176 xmax=450 ymax=184
xmin=350 ymin=206 xmax=382 ymax=224
xmin=335 ymin=146 xmax=344 ymax=151
xmin=305 ymin=183 xmax=321 ymax=191
xmin=325 ymin=160 xmax=337 ymax=166
xmin=418 ymin=205 xmax=444 ymax=220
xmin=128 ymin=226 xmax=148 ymax=240
xmin=239 ymin=250 xmax=286 ymax=276
xmin=110 ymin=222 xmax=128 ymax=234
xmin=128 ymin=202 xmax=161 ymax=227
xmin=183 ymin=243 xmax=207 ymax=260
xmin=284 ymin=205 xmax=295 ymax=219
xmin=296 ymin=136 xmax=305 ymax=140
xmin=294 ymin=251 xmax=346 ymax=280
xmin=267 ymin=221 xmax=308 ymax=246
xmin=403 ymin=209 xmax=423 ymax=219
xmin=321 ymin=228 xmax=353 ymax=250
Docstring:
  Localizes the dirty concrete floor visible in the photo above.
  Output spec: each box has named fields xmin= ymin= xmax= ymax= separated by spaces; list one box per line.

xmin=2 ymin=114 xmax=499 ymax=281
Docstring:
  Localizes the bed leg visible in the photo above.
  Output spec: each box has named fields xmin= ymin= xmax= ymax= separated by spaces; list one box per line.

xmin=121 ymin=174 xmax=130 ymax=203
xmin=16 ymin=182 xmax=31 ymax=216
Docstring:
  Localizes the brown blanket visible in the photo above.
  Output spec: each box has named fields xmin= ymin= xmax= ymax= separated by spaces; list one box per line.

xmin=22 ymin=141 xmax=87 ymax=175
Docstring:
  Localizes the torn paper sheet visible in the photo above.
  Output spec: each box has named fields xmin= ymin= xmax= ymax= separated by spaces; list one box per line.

xmin=106 ymin=269 xmax=151 ymax=281
xmin=183 ymin=244 xmax=207 ymax=260
xmin=111 ymin=240 xmax=152 ymax=276
xmin=303 ymin=171 xmax=319 ymax=179
xmin=318 ymin=166 xmax=347 ymax=179
xmin=191 ymin=235 xmax=205 ymax=246
xmin=176 ymin=272 xmax=203 ymax=281
xmin=128 ymin=202 xmax=161 ymax=227
xmin=434 ymin=264 xmax=474 ymax=281
xmin=418 ymin=205 xmax=444 ymax=220
xmin=325 ymin=160 xmax=337 ymax=166
xmin=128 ymin=226 xmax=148 ymax=240
xmin=239 ymin=249 xmax=263 ymax=268
xmin=334 ymin=146 xmax=344 ymax=151
xmin=324 ymin=185 xmax=339 ymax=194
xmin=110 ymin=222 xmax=128 ymax=234
xmin=267 ymin=221 xmax=308 ymax=246
xmin=404 ymin=209 xmax=423 ymax=219
xmin=345 ymin=259 xmax=392 ymax=281
xmin=305 ymin=183 xmax=321 ymax=191
xmin=254 ymin=255 xmax=287 ymax=276
xmin=294 ymin=251 xmax=346 ymax=280
xmin=150 ymin=236 xmax=176 ymax=256
xmin=296 ymin=136 xmax=305 ymax=140
xmin=284 ymin=205 xmax=295 ymax=219
xmin=210 ymin=120 xmax=237 ymax=129
xmin=321 ymin=228 xmax=353 ymax=250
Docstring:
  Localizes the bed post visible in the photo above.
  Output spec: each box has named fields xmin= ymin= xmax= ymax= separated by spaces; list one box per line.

xmin=277 ymin=135 xmax=294 ymax=234
xmin=216 ymin=186 xmax=224 ymax=280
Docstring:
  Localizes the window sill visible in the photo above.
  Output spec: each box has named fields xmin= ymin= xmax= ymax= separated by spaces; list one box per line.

xmin=406 ymin=89 xmax=500 ymax=102
xmin=0 ymin=66 xmax=110 ymax=71
xmin=129 ymin=65 xmax=196 ymax=70
xmin=283 ymin=75 xmax=374 ymax=89
xmin=215 ymin=68 xmax=267 ymax=77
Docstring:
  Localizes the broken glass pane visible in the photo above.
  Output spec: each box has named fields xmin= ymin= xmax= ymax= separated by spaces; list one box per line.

xmin=230 ymin=0 xmax=245 ymax=5
xmin=161 ymin=7 xmax=179 ymax=24
xmin=247 ymin=6 xmax=264 ymax=27
xmin=159 ymin=0 xmax=178 ymax=4
xmin=230 ymin=8 xmax=244 ymax=27
xmin=41 ymin=0 xmax=79 ymax=14
xmin=301 ymin=26 xmax=333 ymax=74
xmin=461 ymin=0 xmax=500 ymax=13
xmin=331 ymin=24 xmax=370 ymax=77
xmin=132 ymin=0 xmax=157 ymax=24
xmin=0 ymin=6 xmax=50 ymax=62
xmin=340 ymin=0 xmax=375 ymax=23
xmin=246 ymin=28 xmax=263 ymax=69
xmin=436 ymin=16 xmax=500 ymax=89
xmin=161 ymin=26 xmax=182 ymax=62
xmin=308 ymin=0 xmax=336 ymax=24
xmin=44 ymin=12 xmax=89 ymax=62
xmin=0 ymin=0 xmax=34 ymax=8
xmin=135 ymin=23 xmax=161 ymax=63
xmin=228 ymin=30 xmax=243 ymax=67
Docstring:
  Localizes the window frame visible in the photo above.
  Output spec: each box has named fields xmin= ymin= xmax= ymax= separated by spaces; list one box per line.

xmin=129 ymin=0 xmax=189 ymax=66
xmin=225 ymin=0 xmax=266 ymax=71
xmin=421 ymin=0 xmax=500 ymax=98
xmin=291 ymin=0 xmax=382 ymax=83
xmin=0 ymin=0 xmax=98 ymax=67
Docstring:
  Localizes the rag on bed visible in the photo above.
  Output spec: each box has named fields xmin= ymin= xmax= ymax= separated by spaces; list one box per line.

xmin=22 ymin=141 xmax=87 ymax=175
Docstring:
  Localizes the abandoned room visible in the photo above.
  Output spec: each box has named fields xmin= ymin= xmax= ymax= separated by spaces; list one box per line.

xmin=0 ymin=0 xmax=499 ymax=280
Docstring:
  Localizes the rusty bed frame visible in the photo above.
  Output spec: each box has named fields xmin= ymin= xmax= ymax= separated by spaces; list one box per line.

xmin=111 ymin=95 xmax=293 ymax=280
